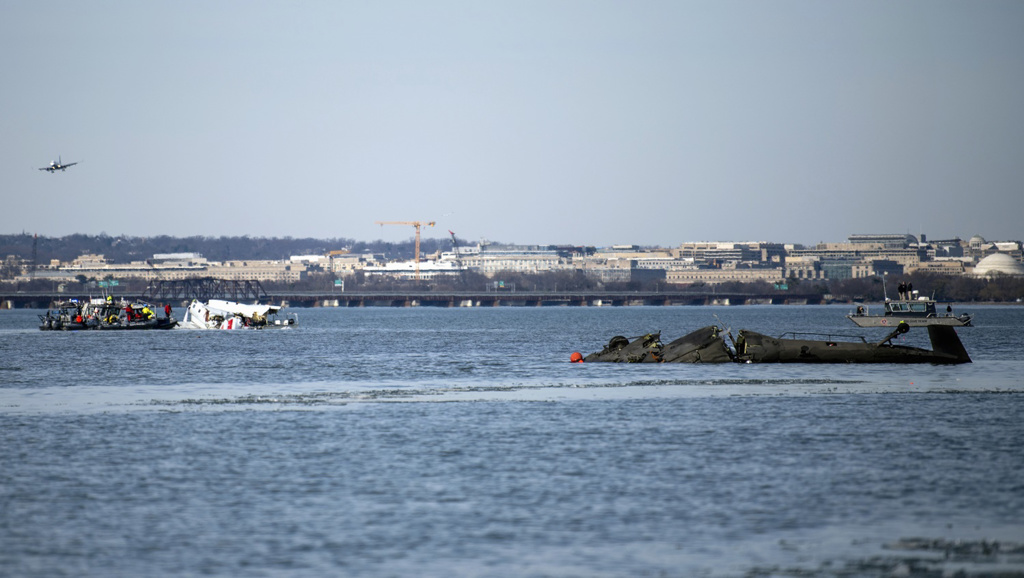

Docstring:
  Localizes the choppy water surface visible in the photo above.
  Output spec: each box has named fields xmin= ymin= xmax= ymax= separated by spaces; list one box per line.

xmin=2 ymin=305 xmax=1023 ymax=577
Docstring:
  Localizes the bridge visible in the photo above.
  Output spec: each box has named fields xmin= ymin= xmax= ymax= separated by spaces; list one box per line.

xmin=1 ymin=287 xmax=828 ymax=309
xmin=266 ymin=290 xmax=826 ymax=308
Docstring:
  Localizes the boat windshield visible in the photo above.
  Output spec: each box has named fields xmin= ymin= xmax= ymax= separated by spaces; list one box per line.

xmin=887 ymin=301 xmax=934 ymax=314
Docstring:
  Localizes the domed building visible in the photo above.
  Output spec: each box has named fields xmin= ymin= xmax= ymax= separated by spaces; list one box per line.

xmin=973 ymin=253 xmax=1024 ymax=277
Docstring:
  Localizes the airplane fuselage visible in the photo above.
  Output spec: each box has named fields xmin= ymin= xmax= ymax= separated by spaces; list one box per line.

xmin=39 ymin=156 xmax=77 ymax=172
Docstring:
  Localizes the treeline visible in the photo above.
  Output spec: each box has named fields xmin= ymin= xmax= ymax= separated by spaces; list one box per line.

xmin=816 ymin=272 xmax=1024 ymax=303
xmin=282 ymin=270 xmax=1024 ymax=303
xmin=5 ymin=266 xmax=1024 ymax=302
xmin=672 ymin=273 xmax=1023 ymax=303
xmin=0 ymin=233 xmax=452 ymax=264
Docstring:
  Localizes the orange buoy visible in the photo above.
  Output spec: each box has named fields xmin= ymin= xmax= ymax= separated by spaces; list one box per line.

xmin=570 ymin=352 xmax=584 ymax=363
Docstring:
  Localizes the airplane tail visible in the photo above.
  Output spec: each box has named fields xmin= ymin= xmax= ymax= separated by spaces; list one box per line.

xmin=927 ymin=325 xmax=972 ymax=363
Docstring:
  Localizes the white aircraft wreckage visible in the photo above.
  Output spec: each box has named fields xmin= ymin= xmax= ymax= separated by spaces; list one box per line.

xmin=179 ymin=299 xmax=297 ymax=330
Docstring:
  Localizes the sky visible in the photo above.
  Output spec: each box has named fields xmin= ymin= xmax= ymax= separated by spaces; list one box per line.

xmin=2 ymin=1 xmax=1023 ymax=248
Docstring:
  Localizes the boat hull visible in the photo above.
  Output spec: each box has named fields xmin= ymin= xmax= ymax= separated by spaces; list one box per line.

xmin=96 ymin=318 xmax=178 ymax=330
xmin=847 ymin=315 xmax=972 ymax=328
xmin=38 ymin=299 xmax=176 ymax=331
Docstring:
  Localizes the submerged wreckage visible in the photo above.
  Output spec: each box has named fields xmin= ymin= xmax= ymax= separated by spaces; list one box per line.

xmin=179 ymin=299 xmax=297 ymax=330
xmin=574 ymin=319 xmax=972 ymax=365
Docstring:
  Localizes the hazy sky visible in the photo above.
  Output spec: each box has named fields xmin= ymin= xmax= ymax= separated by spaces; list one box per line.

xmin=3 ymin=1 xmax=1022 ymax=248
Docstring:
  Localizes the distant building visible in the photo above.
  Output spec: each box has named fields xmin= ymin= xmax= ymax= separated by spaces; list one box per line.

xmin=209 ymin=260 xmax=307 ymax=283
xmin=819 ymin=258 xmax=861 ymax=281
xmin=290 ymin=255 xmax=327 ymax=264
xmin=29 ymin=253 xmax=307 ymax=283
xmin=666 ymin=266 xmax=785 ymax=286
xmin=330 ymin=253 xmax=379 ymax=277
xmin=929 ymin=238 xmax=965 ymax=258
xmin=457 ymin=243 xmax=568 ymax=277
xmin=362 ymin=260 xmax=462 ymax=280
xmin=152 ymin=252 xmax=205 ymax=263
xmin=11 ymin=230 xmax=1024 ymax=287
xmin=972 ymin=253 xmax=1024 ymax=277
xmin=783 ymin=256 xmax=825 ymax=280
xmin=909 ymin=260 xmax=968 ymax=275
xmin=789 ymin=243 xmax=923 ymax=270
xmin=848 ymin=234 xmax=917 ymax=249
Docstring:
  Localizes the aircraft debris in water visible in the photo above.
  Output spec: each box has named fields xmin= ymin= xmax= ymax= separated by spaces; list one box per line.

xmin=573 ymin=319 xmax=972 ymax=365
xmin=179 ymin=299 xmax=297 ymax=330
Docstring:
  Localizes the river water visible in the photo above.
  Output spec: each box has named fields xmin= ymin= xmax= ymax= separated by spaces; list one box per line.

xmin=2 ymin=304 xmax=1022 ymax=577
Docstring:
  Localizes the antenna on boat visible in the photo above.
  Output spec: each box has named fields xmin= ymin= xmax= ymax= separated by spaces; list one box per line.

xmin=881 ymin=273 xmax=889 ymax=301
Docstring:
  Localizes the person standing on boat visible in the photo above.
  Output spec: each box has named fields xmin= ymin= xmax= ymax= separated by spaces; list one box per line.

xmin=907 ymin=282 xmax=914 ymax=300
xmin=164 ymin=304 xmax=172 ymax=319
xmin=125 ymin=303 xmax=134 ymax=322
xmin=897 ymin=281 xmax=907 ymax=300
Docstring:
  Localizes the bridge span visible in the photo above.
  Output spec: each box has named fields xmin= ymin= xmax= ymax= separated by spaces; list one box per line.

xmin=2 ymin=290 xmax=828 ymax=309
xmin=271 ymin=291 xmax=827 ymax=308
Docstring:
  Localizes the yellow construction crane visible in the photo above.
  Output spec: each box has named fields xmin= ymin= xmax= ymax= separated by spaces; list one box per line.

xmin=375 ymin=220 xmax=436 ymax=280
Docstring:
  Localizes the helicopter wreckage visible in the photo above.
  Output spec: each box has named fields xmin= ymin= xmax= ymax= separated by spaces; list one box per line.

xmin=573 ymin=321 xmax=971 ymax=365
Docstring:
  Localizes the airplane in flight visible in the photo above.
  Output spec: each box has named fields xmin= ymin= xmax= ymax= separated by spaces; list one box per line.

xmin=39 ymin=156 xmax=79 ymax=172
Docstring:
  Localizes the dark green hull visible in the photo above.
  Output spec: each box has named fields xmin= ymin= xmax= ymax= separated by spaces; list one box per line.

xmin=580 ymin=323 xmax=971 ymax=365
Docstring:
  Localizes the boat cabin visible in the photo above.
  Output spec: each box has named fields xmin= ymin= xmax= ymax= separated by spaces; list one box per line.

xmin=884 ymin=299 xmax=939 ymax=317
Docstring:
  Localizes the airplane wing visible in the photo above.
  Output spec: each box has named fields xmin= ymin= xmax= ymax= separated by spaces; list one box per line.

xmin=63 ymin=162 xmax=78 ymax=168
